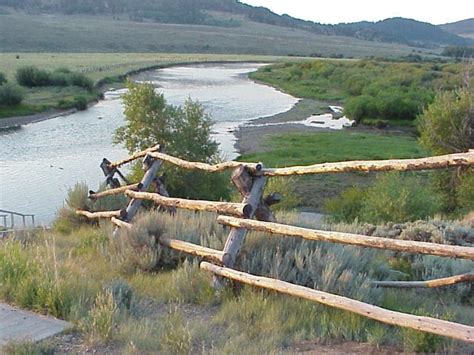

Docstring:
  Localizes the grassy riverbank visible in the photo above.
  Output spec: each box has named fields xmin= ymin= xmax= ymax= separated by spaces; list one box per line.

xmin=238 ymin=130 xmax=426 ymax=211
xmin=0 ymin=53 xmax=292 ymax=120
xmin=249 ymin=59 xmax=466 ymax=126
xmin=2 ymin=210 xmax=473 ymax=353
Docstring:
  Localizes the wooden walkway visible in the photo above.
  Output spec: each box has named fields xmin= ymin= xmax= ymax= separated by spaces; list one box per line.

xmin=0 ymin=304 xmax=71 ymax=346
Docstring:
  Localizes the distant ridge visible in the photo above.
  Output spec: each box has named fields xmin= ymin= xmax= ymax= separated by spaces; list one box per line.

xmin=0 ymin=0 xmax=471 ymax=52
xmin=440 ymin=18 xmax=474 ymax=39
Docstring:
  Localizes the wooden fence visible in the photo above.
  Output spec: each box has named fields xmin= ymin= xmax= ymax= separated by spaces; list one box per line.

xmin=77 ymin=145 xmax=474 ymax=343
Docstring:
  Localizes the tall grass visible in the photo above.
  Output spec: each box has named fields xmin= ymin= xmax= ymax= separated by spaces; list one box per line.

xmin=2 ymin=208 xmax=473 ymax=353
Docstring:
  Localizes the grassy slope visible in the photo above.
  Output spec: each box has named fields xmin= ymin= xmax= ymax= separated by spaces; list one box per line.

xmin=239 ymin=131 xmax=427 ymax=210
xmin=0 ymin=12 xmax=430 ymax=58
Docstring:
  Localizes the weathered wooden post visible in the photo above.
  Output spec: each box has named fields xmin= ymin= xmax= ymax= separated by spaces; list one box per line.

xmin=112 ymin=154 xmax=163 ymax=238
xmin=221 ymin=164 xmax=267 ymax=268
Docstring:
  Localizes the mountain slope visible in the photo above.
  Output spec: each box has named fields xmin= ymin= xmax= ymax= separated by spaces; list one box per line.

xmin=0 ymin=0 xmax=469 ymax=49
xmin=336 ymin=18 xmax=469 ymax=47
xmin=441 ymin=18 xmax=474 ymax=39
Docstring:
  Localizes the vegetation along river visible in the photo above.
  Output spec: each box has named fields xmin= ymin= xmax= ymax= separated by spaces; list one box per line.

xmin=0 ymin=63 xmax=298 ymax=225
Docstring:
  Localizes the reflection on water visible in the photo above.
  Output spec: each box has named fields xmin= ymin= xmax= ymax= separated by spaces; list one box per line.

xmin=0 ymin=63 xmax=297 ymax=225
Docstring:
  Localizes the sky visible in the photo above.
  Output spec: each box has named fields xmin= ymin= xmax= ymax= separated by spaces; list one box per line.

xmin=240 ymin=0 xmax=471 ymax=25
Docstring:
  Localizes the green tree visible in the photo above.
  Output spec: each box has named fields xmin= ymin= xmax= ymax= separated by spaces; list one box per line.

xmin=417 ymin=85 xmax=473 ymax=212
xmin=114 ymin=80 xmax=230 ymax=200
xmin=0 ymin=83 xmax=23 ymax=106
xmin=418 ymin=88 xmax=473 ymax=155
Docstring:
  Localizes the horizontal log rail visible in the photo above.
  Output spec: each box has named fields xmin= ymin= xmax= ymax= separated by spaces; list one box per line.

xmin=111 ymin=217 xmax=133 ymax=229
xmin=89 ymin=183 xmax=142 ymax=199
xmin=147 ymin=151 xmax=261 ymax=173
xmin=159 ymin=237 xmax=225 ymax=264
xmin=110 ymin=144 xmax=161 ymax=168
xmin=262 ymin=150 xmax=474 ymax=176
xmin=371 ymin=273 xmax=474 ymax=288
xmin=76 ymin=210 xmax=122 ymax=219
xmin=111 ymin=149 xmax=474 ymax=176
xmin=217 ymin=216 xmax=474 ymax=260
xmin=125 ymin=190 xmax=253 ymax=218
xmin=200 ymin=262 xmax=474 ymax=343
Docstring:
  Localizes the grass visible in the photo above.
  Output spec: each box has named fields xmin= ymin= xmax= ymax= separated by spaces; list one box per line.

xmin=238 ymin=131 xmax=427 ymax=210
xmin=1 ymin=209 xmax=473 ymax=353
xmin=239 ymin=131 xmax=426 ymax=167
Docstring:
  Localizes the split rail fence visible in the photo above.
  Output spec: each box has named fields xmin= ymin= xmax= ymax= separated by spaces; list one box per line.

xmin=77 ymin=144 xmax=474 ymax=343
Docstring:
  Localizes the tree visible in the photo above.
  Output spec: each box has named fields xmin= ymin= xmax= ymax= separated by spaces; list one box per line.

xmin=418 ymin=88 xmax=473 ymax=155
xmin=417 ymin=78 xmax=473 ymax=212
xmin=114 ymin=80 xmax=230 ymax=200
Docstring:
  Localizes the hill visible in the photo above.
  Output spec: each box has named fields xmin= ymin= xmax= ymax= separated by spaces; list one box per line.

xmin=336 ymin=17 xmax=470 ymax=47
xmin=441 ymin=18 xmax=474 ymax=39
xmin=0 ymin=0 xmax=469 ymax=51
xmin=0 ymin=11 xmax=424 ymax=57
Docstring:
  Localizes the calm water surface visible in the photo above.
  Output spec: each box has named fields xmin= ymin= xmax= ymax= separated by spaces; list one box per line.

xmin=0 ymin=63 xmax=297 ymax=225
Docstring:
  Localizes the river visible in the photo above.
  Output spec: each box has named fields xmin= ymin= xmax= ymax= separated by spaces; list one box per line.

xmin=0 ymin=63 xmax=298 ymax=225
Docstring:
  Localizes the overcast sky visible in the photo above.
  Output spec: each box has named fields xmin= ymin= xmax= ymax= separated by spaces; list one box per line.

xmin=240 ymin=0 xmax=471 ymax=25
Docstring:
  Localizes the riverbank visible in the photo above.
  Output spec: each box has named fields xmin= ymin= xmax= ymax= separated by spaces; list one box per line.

xmin=0 ymin=54 xmax=294 ymax=128
xmin=0 ymin=108 xmax=78 ymax=129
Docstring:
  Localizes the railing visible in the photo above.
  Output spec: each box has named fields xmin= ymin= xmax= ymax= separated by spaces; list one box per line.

xmin=0 ymin=209 xmax=35 ymax=231
xmin=77 ymin=145 xmax=474 ymax=343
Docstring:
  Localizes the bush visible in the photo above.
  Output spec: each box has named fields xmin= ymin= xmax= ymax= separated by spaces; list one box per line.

xmin=324 ymin=187 xmax=366 ymax=223
xmin=16 ymin=65 xmax=94 ymax=90
xmin=325 ymin=173 xmax=443 ymax=224
xmin=69 ymin=72 xmax=94 ymax=90
xmin=0 ymin=72 xmax=7 ymax=85
xmin=16 ymin=66 xmax=50 ymax=87
xmin=73 ymin=96 xmax=88 ymax=110
xmin=0 ymin=83 xmax=24 ymax=106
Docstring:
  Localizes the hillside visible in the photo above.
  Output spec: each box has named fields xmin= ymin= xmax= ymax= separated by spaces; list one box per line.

xmin=441 ymin=18 xmax=474 ymax=39
xmin=0 ymin=0 xmax=469 ymax=51
xmin=0 ymin=12 xmax=425 ymax=57
xmin=337 ymin=18 xmax=470 ymax=47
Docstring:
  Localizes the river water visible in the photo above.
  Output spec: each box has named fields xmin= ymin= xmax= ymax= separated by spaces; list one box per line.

xmin=0 ymin=63 xmax=298 ymax=225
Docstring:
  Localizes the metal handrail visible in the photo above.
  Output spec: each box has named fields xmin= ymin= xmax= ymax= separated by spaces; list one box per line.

xmin=0 ymin=209 xmax=35 ymax=230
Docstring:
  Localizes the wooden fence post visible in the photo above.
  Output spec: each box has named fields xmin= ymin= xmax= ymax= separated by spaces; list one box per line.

xmin=112 ymin=154 xmax=163 ymax=238
xmin=221 ymin=164 xmax=267 ymax=268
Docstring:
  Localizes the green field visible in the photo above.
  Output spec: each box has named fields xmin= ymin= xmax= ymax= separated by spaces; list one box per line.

xmin=239 ymin=131 xmax=427 ymax=210
xmin=0 ymin=11 xmax=431 ymax=58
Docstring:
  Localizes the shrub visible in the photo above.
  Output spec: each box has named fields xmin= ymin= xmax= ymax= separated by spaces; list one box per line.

xmin=69 ymin=72 xmax=94 ymax=90
xmin=362 ymin=173 xmax=442 ymax=223
xmin=324 ymin=187 xmax=366 ymax=223
xmin=0 ymin=71 xmax=7 ymax=85
xmin=16 ymin=66 xmax=50 ymax=87
xmin=110 ymin=213 xmax=164 ymax=274
xmin=73 ymin=95 xmax=88 ymax=110
xmin=0 ymin=83 xmax=24 ymax=106
xmin=325 ymin=173 xmax=443 ymax=224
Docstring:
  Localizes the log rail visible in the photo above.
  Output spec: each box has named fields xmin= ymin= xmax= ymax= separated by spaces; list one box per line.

xmin=76 ymin=145 xmax=474 ymax=343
